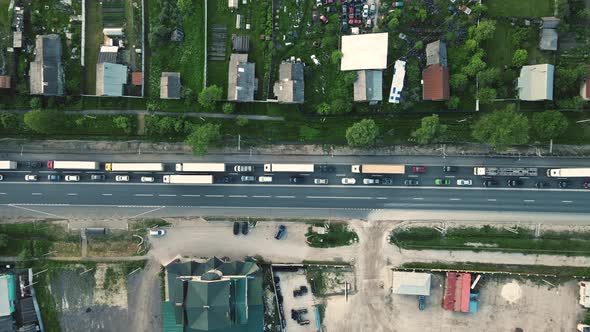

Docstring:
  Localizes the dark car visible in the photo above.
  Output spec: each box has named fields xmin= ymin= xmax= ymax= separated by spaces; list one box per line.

xmin=382 ymin=177 xmax=393 ymax=185
xmin=418 ymin=295 xmax=426 ymax=311
xmin=535 ymin=181 xmax=549 ymax=189
xmin=583 ymin=182 xmax=590 ymax=189
xmin=404 ymin=179 xmax=420 ymax=186
xmin=507 ymin=179 xmax=521 ymax=187
xmin=341 ymin=4 xmax=348 ymax=16
xmin=319 ymin=165 xmax=335 ymax=172
xmin=26 ymin=161 xmax=43 ymax=169
xmin=275 ymin=225 xmax=286 ymax=240
xmin=221 ymin=176 xmax=232 ymax=183
xmin=290 ymin=176 xmax=304 ymax=184
xmin=47 ymin=174 xmax=61 ymax=181
xmin=442 ymin=166 xmax=456 ymax=173
xmin=558 ymin=180 xmax=569 ymax=188
xmin=412 ymin=166 xmax=426 ymax=173
xmin=241 ymin=175 xmax=255 ymax=182
xmin=326 ymin=6 xmax=336 ymax=13
xmin=482 ymin=180 xmax=497 ymax=187
xmin=90 ymin=174 xmax=106 ymax=181
xmin=233 ymin=222 xmax=240 ymax=235
xmin=241 ymin=222 xmax=249 ymax=235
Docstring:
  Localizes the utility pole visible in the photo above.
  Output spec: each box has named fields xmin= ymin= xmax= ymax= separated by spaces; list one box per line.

xmin=549 ymin=139 xmax=553 ymax=154
xmin=238 ymin=135 xmax=241 ymax=151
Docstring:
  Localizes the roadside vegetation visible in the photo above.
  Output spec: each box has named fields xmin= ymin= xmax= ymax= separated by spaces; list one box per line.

xmin=306 ymin=222 xmax=358 ymax=248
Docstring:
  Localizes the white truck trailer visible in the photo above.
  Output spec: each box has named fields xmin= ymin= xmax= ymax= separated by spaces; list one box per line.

xmin=175 ymin=163 xmax=226 ymax=172
xmin=473 ymin=167 xmax=538 ymax=176
xmin=0 ymin=161 xmax=17 ymax=170
xmin=351 ymin=164 xmax=405 ymax=174
xmin=106 ymin=163 xmax=164 ymax=172
xmin=47 ymin=161 xmax=99 ymax=170
xmin=163 ymin=175 xmax=214 ymax=184
xmin=546 ymin=168 xmax=590 ymax=177
xmin=263 ymin=163 xmax=314 ymax=172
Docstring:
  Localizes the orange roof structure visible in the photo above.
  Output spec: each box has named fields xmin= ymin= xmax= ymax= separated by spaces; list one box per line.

xmin=131 ymin=72 xmax=142 ymax=86
xmin=422 ymin=64 xmax=449 ymax=101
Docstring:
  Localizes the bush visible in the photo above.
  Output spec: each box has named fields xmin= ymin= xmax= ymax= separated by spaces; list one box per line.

xmin=198 ymin=85 xmax=223 ymax=110
xmin=24 ymin=109 xmax=66 ymax=134
xmin=346 ymin=119 xmax=379 ymax=147
xmin=186 ymin=123 xmax=222 ymax=155
xmin=222 ymin=103 xmax=235 ymax=114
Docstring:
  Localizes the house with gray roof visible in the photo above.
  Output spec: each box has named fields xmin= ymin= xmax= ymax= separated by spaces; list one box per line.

xmin=517 ymin=64 xmax=554 ymax=101
xmin=273 ymin=61 xmax=304 ymax=103
xmin=163 ymin=257 xmax=264 ymax=332
xmin=227 ymin=54 xmax=257 ymax=102
xmin=354 ymin=70 xmax=382 ymax=104
xmin=96 ymin=62 xmax=128 ymax=97
xmin=29 ymin=34 xmax=64 ymax=96
xmin=161 ymin=72 xmax=181 ymax=99
xmin=426 ymin=40 xmax=447 ymax=67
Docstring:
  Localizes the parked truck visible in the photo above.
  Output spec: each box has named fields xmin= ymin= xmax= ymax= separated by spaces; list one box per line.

xmin=175 ymin=163 xmax=225 ymax=172
xmin=351 ymin=164 xmax=405 ymax=174
xmin=105 ymin=163 xmax=164 ymax=172
xmin=47 ymin=160 xmax=99 ymax=170
xmin=263 ymin=164 xmax=314 ymax=172
xmin=0 ymin=161 xmax=17 ymax=170
xmin=163 ymin=175 xmax=214 ymax=184
xmin=546 ymin=168 xmax=590 ymax=177
xmin=473 ymin=167 xmax=538 ymax=177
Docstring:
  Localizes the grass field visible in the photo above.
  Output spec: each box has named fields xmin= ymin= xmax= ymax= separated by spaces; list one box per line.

xmin=84 ymin=0 xmax=103 ymax=94
xmin=487 ymin=0 xmax=554 ymax=17
xmin=306 ymin=223 xmax=359 ymax=248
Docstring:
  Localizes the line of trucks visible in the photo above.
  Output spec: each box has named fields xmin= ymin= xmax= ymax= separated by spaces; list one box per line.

xmin=1 ymin=160 xmax=589 ymax=184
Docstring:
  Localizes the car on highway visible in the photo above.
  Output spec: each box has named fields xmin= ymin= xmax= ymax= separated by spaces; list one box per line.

xmin=25 ymin=174 xmax=37 ymax=182
xmin=241 ymin=175 xmax=255 ymax=183
xmin=382 ymin=177 xmax=393 ymax=185
xmin=412 ymin=166 xmax=426 ymax=173
xmin=65 ymin=175 xmax=80 ymax=182
xmin=26 ymin=161 xmax=43 ymax=169
xmin=558 ymin=180 xmax=569 ymax=188
xmin=319 ymin=165 xmax=335 ymax=172
xmin=456 ymin=179 xmax=472 ymax=186
xmin=404 ymin=179 xmax=419 ymax=186
xmin=115 ymin=175 xmax=130 ymax=182
xmin=482 ymin=179 xmax=497 ymax=187
xmin=90 ymin=174 xmax=106 ymax=181
xmin=507 ymin=179 xmax=521 ymax=187
xmin=290 ymin=176 xmax=304 ymax=184
xmin=434 ymin=178 xmax=451 ymax=185
xmin=220 ymin=176 xmax=232 ymax=183
xmin=241 ymin=222 xmax=249 ymax=235
xmin=363 ymin=178 xmax=380 ymax=185
xmin=141 ymin=176 xmax=155 ymax=183
xmin=149 ymin=229 xmax=166 ymax=237
xmin=341 ymin=178 xmax=356 ymax=185
xmin=443 ymin=166 xmax=456 ymax=173
xmin=583 ymin=182 xmax=590 ymax=189
xmin=275 ymin=225 xmax=286 ymax=240
xmin=535 ymin=181 xmax=549 ymax=189
xmin=314 ymin=178 xmax=328 ymax=185
xmin=0 ymin=174 xmax=3 ymax=181
xmin=234 ymin=165 xmax=254 ymax=172
xmin=47 ymin=174 xmax=60 ymax=182
xmin=233 ymin=222 xmax=240 ymax=235
xmin=258 ymin=176 xmax=273 ymax=183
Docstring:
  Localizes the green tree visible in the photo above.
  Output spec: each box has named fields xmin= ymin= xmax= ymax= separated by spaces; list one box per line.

xmin=346 ymin=119 xmax=379 ymax=147
xmin=330 ymin=99 xmax=353 ymax=114
xmin=463 ymin=53 xmax=487 ymax=77
xmin=411 ymin=114 xmax=448 ymax=144
xmin=186 ymin=123 xmax=222 ymax=156
xmin=531 ymin=110 xmax=568 ymax=141
xmin=181 ymin=87 xmax=197 ymax=107
xmin=222 ymin=103 xmax=235 ymax=114
xmin=330 ymin=50 xmax=343 ymax=65
xmin=471 ymin=20 xmax=496 ymax=42
xmin=236 ymin=116 xmax=249 ymax=127
xmin=0 ymin=234 xmax=6 ymax=248
xmin=0 ymin=113 xmax=19 ymax=129
xmin=198 ymin=85 xmax=223 ymax=110
xmin=316 ymin=102 xmax=331 ymax=115
xmin=113 ymin=116 xmax=135 ymax=135
xmin=450 ymin=73 xmax=468 ymax=90
xmin=177 ymin=0 xmax=193 ymax=16
xmin=23 ymin=109 xmax=66 ymax=134
xmin=477 ymin=87 xmax=497 ymax=105
xmin=465 ymin=39 xmax=477 ymax=52
xmin=472 ymin=106 xmax=529 ymax=149
xmin=29 ymin=97 xmax=42 ymax=110
xmin=511 ymin=27 xmax=532 ymax=48
xmin=387 ymin=17 xmax=399 ymax=31
xmin=414 ymin=41 xmax=424 ymax=50
xmin=477 ymin=68 xmax=500 ymax=87
xmin=447 ymin=96 xmax=460 ymax=110
xmin=417 ymin=8 xmax=427 ymax=22
xmin=512 ymin=49 xmax=528 ymax=67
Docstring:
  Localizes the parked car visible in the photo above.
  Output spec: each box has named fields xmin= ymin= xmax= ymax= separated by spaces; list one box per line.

xmin=363 ymin=178 xmax=380 ymax=185
xmin=482 ymin=179 xmax=497 ymax=187
xmin=275 ymin=225 xmax=287 ymax=240
xmin=314 ymin=178 xmax=329 ymax=185
xmin=258 ymin=176 xmax=273 ymax=183
xmin=141 ymin=176 xmax=155 ymax=183
xmin=418 ymin=295 xmax=426 ymax=310
xmin=535 ymin=181 xmax=549 ymax=189
xmin=65 ymin=175 xmax=80 ymax=182
xmin=290 ymin=176 xmax=304 ymax=184
xmin=25 ymin=174 xmax=38 ymax=182
xmin=404 ymin=179 xmax=420 ymax=186
xmin=115 ymin=175 xmax=130 ymax=182
xmin=341 ymin=178 xmax=356 ymax=185
xmin=362 ymin=4 xmax=369 ymax=17
xmin=47 ymin=174 xmax=61 ymax=182
xmin=319 ymin=15 xmax=328 ymax=24
xmin=312 ymin=10 xmax=319 ymax=22
xmin=241 ymin=175 xmax=255 ymax=182
xmin=26 ymin=161 xmax=42 ymax=169
xmin=456 ymin=179 xmax=472 ymax=186
xmin=0 ymin=174 xmax=3 ymax=181
xmin=326 ymin=6 xmax=336 ymax=13
xmin=443 ymin=166 xmax=456 ymax=173
xmin=234 ymin=165 xmax=254 ymax=172
xmin=90 ymin=174 xmax=106 ymax=181
xmin=323 ymin=0 xmax=334 ymax=4
xmin=558 ymin=180 xmax=569 ymax=188
xmin=583 ymin=182 xmax=590 ymax=189
xmin=392 ymin=1 xmax=404 ymax=7
xmin=316 ymin=0 xmax=322 ymax=6
xmin=149 ymin=229 xmax=166 ymax=237
xmin=241 ymin=222 xmax=249 ymax=235
xmin=348 ymin=18 xmax=362 ymax=25
xmin=382 ymin=177 xmax=393 ymax=185
xmin=398 ymin=32 xmax=409 ymax=41
xmin=412 ymin=166 xmax=426 ymax=173
xmin=341 ymin=4 xmax=348 ymax=16
xmin=233 ymin=222 xmax=240 ymax=235
xmin=369 ymin=3 xmax=376 ymax=15
xmin=434 ymin=178 xmax=451 ymax=186
xmin=507 ymin=179 xmax=521 ymax=187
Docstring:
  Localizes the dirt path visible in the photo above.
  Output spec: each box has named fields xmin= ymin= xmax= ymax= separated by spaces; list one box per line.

xmin=128 ymin=257 xmax=162 ymax=332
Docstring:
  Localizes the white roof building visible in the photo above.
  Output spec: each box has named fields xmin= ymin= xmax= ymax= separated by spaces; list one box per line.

xmin=392 ymin=271 xmax=431 ymax=296
xmin=388 ymin=60 xmax=406 ymax=104
xmin=517 ymin=64 xmax=554 ymax=101
xmin=340 ymin=33 xmax=388 ymax=71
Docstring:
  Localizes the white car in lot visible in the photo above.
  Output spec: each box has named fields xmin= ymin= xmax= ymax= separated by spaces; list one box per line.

xmin=233 ymin=165 xmax=254 ymax=172
xmin=456 ymin=179 xmax=473 ymax=186
xmin=149 ymin=229 xmax=166 ymax=237
xmin=141 ymin=176 xmax=155 ymax=183
xmin=341 ymin=178 xmax=356 ymax=185
xmin=25 ymin=174 xmax=38 ymax=182
xmin=115 ymin=175 xmax=130 ymax=182
xmin=65 ymin=175 xmax=80 ymax=182
xmin=363 ymin=178 xmax=380 ymax=185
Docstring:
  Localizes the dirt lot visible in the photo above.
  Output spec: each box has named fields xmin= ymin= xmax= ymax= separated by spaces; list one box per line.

xmin=275 ymin=270 xmax=318 ymax=332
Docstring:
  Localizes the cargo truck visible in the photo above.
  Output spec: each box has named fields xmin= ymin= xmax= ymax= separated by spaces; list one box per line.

xmin=546 ymin=168 xmax=590 ymax=177
xmin=106 ymin=163 xmax=164 ymax=172
xmin=0 ymin=161 xmax=17 ymax=170
xmin=473 ymin=167 xmax=537 ymax=176
xmin=162 ymin=175 xmax=214 ymax=184
xmin=351 ymin=164 xmax=405 ymax=174
xmin=47 ymin=160 xmax=99 ymax=170
xmin=175 ymin=163 xmax=225 ymax=172
xmin=263 ymin=163 xmax=314 ymax=172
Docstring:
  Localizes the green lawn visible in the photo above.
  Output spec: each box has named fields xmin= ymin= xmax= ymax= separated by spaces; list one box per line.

xmin=487 ymin=0 xmax=554 ymax=17
xmin=306 ymin=223 xmax=358 ymax=248
xmin=84 ymin=0 xmax=103 ymax=94
xmin=0 ymin=0 xmax=9 ymax=28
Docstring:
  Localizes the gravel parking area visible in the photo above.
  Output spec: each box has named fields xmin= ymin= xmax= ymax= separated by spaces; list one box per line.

xmin=275 ymin=270 xmax=318 ymax=332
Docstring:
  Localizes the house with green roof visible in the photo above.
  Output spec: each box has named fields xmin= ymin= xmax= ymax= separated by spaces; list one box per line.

xmin=163 ymin=257 xmax=264 ymax=332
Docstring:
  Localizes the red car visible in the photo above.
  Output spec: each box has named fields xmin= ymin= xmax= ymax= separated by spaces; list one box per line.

xmin=412 ymin=166 xmax=426 ymax=173
xmin=312 ymin=10 xmax=319 ymax=22
xmin=348 ymin=18 xmax=361 ymax=25
xmin=319 ymin=15 xmax=328 ymax=24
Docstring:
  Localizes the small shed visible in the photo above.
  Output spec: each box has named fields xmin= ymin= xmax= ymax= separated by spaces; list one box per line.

xmin=160 ymin=72 xmax=181 ymax=99
xmin=171 ymin=28 xmax=184 ymax=42
xmin=232 ymin=35 xmax=250 ymax=53
xmin=0 ymin=76 xmax=10 ymax=89
xmin=131 ymin=72 xmax=143 ymax=86
xmin=392 ymin=271 xmax=431 ymax=296
xmin=229 ymin=0 xmax=238 ymax=8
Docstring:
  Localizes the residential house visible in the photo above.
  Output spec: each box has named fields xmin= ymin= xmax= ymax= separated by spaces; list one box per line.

xmin=0 ymin=271 xmax=44 ymax=332
xmin=29 ymin=34 xmax=64 ymax=96
xmin=581 ymin=65 xmax=590 ymax=101
xmin=97 ymin=45 xmax=119 ymax=64
xmin=160 ymin=72 xmax=181 ymax=99
xmin=96 ymin=62 xmax=128 ymax=97
xmin=162 ymin=257 xmax=264 ymax=332
xmin=422 ymin=64 xmax=450 ymax=101
xmin=517 ymin=64 xmax=554 ymax=101
xmin=353 ymin=70 xmax=382 ymax=104
xmin=0 ymin=76 xmax=10 ymax=89
xmin=340 ymin=33 xmax=388 ymax=71
xmin=426 ymin=40 xmax=447 ymax=67
xmin=540 ymin=17 xmax=559 ymax=51
xmin=273 ymin=61 xmax=304 ymax=103
xmin=227 ymin=54 xmax=257 ymax=102
xmin=232 ymin=35 xmax=250 ymax=53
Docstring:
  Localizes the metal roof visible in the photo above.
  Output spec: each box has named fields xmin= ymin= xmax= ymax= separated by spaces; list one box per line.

xmin=160 ymin=72 xmax=181 ymax=99
xmin=426 ymin=40 xmax=447 ymax=67
xmin=422 ymin=64 xmax=450 ymax=101
xmin=354 ymin=70 xmax=382 ymax=102
xmin=341 ymin=33 xmax=388 ymax=71
xmin=517 ymin=64 xmax=554 ymax=101
xmin=228 ymin=54 xmax=256 ymax=102
xmin=273 ymin=62 xmax=304 ymax=103
xmin=96 ymin=62 xmax=128 ymax=97
xmin=29 ymin=35 xmax=64 ymax=96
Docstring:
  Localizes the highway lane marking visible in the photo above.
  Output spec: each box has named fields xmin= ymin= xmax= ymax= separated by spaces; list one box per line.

xmin=449 ymin=198 xmax=461 ymax=201
xmin=159 ymin=194 xmax=177 ymax=197
xmin=376 ymin=197 xmax=388 ymax=200
xmin=562 ymin=200 xmax=573 ymax=203
xmin=205 ymin=195 xmax=224 ymax=198
xmin=130 ymin=206 xmax=165 ymax=218
xmin=67 ymin=193 xmax=78 ymax=196
xmin=487 ymin=199 xmax=497 ymax=202
xmin=229 ymin=195 xmax=247 ymax=198
xmin=252 ymin=195 xmax=270 ymax=198
xmin=306 ymin=196 xmax=372 ymax=200
xmin=181 ymin=194 xmax=201 ymax=197
xmin=412 ymin=197 xmax=424 ymax=200
xmin=524 ymin=199 xmax=535 ymax=202
xmin=135 ymin=194 xmax=154 ymax=197
xmin=0 ymin=193 xmax=6 ymax=195
xmin=32 ymin=193 xmax=42 ymax=195
xmin=102 ymin=193 xmax=112 ymax=196
xmin=7 ymin=204 xmax=65 ymax=218
xmin=276 ymin=195 xmax=295 ymax=199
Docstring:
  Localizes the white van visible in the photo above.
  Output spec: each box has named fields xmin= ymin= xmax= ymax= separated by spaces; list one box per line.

xmin=258 ymin=176 xmax=273 ymax=183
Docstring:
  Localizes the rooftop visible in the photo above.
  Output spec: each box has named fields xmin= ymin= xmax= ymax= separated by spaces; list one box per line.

xmin=426 ymin=40 xmax=447 ymax=67
xmin=422 ymin=64 xmax=450 ymax=101
xmin=29 ymin=34 xmax=64 ymax=96
xmin=273 ymin=62 xmax=304 ymax=103
xmin=340 ymin=33 xmax=389 ymax=71
xmin=160 ymin=72 xmax=181 ymax=99
xmin=517 ymin=64 xmax=554 ymax=101
xmin=392 ymin=271 xmax=431 ymax=296
xmin=96 ymin=62 xmax=128 ymax=97
xmin=227 ymin=54 xmax=256 ymax=102
xmin=353 ymin=70 xmax=382 ymax=102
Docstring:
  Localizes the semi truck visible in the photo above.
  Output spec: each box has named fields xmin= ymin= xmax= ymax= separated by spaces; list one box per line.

xmin=0 ymin=161 xmax=17 ymax=170
xmin=47 ymin=160 xmax=99 ymax=170
xmin=263 ymin=163 xmax=314 ymax=172
xmin=175 ymin=163 xmax=225 ymax=172
xmin=473 ymin=167 xmax=538 ymax=177
xmin=106 ymin=163 xmax=164 ymax=172
xmin=547 ymin=168 xmax=590 ymax=177
xmin=351 ymin=164 xmax=405 ymax=174
xmin=163 ymin=174 xmax=214 ymax=184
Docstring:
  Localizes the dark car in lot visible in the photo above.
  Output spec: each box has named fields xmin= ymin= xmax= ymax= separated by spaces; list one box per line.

xmin=241 ymin=175 xmax=255 ymax=182
xmin=233 ymin=222 xmax=240 ymax=235
xmin=404 ymin=179 xmax=420 ymax=186
xmin=319 ymin=165 xmax=335 ymax=172
xmin=275 ymin=225 xmax=286 ymax=240
xmin=558 ymin=180 xmax=569 ymax=188
xmin=482 ymin=179 xmax=497 ymax=187
xmin=241 ymin=222 xmax=249 ymax=235
xmin=47 ymin=174 xmax=61 ymax=181
xmin=583 ymin=182 xmax=590 ymax=189
xmin=26 ymin=161 xmax=43 ymax=169
xmin=442 ymin=166 xmax=456 ymax=173
xmin=507 ymin=179 xmax=521 ymax=187
xmin=535 ymin=181 xmax=549 ymax=188
xmin=341 ymin=4 xmax=347 ymax=16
